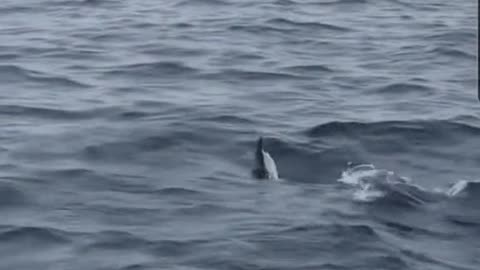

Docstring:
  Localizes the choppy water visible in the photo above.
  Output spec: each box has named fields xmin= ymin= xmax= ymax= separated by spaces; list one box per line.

xmin=0 ymin=0 xmax=479 ymax=269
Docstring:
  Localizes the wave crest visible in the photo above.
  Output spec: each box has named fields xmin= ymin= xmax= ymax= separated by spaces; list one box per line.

xmin=337 ymin=163 xmax=477 ymax=207
xmin=445 ymin=180 xmax=480 ymax=198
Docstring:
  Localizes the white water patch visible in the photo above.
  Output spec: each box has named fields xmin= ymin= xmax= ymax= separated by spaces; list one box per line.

xmin=337 ymin=163 xmax=376 ymax=186
xmin=352 ymin=184 xmax=385 ymax=202
xmin=446 ymin=180 xmax=469 ymax=197
xmin=337 ymin=163 xmax=478 ymax=203
xmin=445 ymin=180 xmax=480 ymax=197
xmin=338 ymin=163 xmax=389 ymax=202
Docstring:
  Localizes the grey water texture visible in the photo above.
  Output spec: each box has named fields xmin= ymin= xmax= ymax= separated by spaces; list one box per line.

xmin=0 ymin=0 xmax=478 ymax=269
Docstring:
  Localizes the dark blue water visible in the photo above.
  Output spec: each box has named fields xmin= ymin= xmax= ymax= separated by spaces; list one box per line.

xmin=0 ymin=0 xmax=478 ymax=269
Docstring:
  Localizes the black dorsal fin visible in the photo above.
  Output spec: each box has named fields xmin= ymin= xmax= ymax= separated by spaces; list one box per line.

xmin=255 ymin=136 xmax=264 ymax=164
xmin=253 ymin=136 xmax=266 ymax=179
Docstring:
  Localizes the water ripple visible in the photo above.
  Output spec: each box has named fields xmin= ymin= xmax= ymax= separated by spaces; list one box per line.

xmin=0 ymin=0 xmax=477 ymax=269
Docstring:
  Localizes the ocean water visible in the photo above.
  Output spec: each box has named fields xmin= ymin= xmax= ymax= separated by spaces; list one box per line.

xmin=0 ymin=0 xmax=478 ymax=269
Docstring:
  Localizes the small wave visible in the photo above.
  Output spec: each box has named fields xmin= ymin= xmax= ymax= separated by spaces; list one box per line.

xmin=133 ymin=100 xmax=172 ymax=108
xmin=45 ymin=168 xmax=94 ymax=179
xmin=44 ymin=49 xmax=108 ymax=61
xmin=371 ymin=82 xmax=434 ymax=96
xmin=0 ymin=180 xmax=27 ymax=208
xmin=89 ymin=33 xmax=133 ymax=42
xmin=80 ymin=141 xmax=143 ymax=163
xmin=312 ymin=0 xmax=368 ymax=5
xmin=445 ymin=215 xmax=480 ymax=228
xmin=120 ymin=264 xmax=152 ymax=270
xmin=267 ymin=18 xmax=350 ymax=32
xmin=0 ymin=64 xmax=42 ymax=81
xmin=216 ymin=50 xmax=265 ymax=62
xmin=203 ymin=69 xmax=309 ymax=81
xmin=306 ymin=120 xmax=480 ymax=140
xmin=388 ymin=0 xmax=416 ymax=8
xmin=382 ymin=221 xmax=457 ymax=240
xmin=194 ymin=114 xmax=255 ymax=125
xmin=400 ymin=249 xmax=468 ymax=270
xmin=0 ymin=64 xmax=89 ymax=88
xmin=175 ymin=0 xmax=229 ymax=7
xmin=83 ymin=230 xmax=151 ymax=250
xmin=103 ymin=61 xmax=198 ymax=78
xmin=281 ymin=64 xmax=334 ymax=74
xmin=429 ymin=47 xmax=475 ymax=60
xmin=0 ymin=5 xmax=38 ymax=14
xmin=334 ymin=0 xmax=368 ymax=4
xmin=155 ymin=187 xmax=204 ymax=196
xmin=175 ymin=203 xmax=251 ymax=217
xmin=0 ymin=226 xmax=71 ymax=245
xmin=36 ymin=168 xmax=140 ymax=192
xmin=248 ymin=223 xmax=385 ymax=262
xmin=48 ymin=0 xmax=119 ymax=8
xmin=140 ymin=46 xmax=206 ymax=57
xmin=0 ymin=105 xmax=117 ymax=120
xmin=273 ymin=0 xmax=298 ymax=5
xmin=116 ymin=111 xmax=152 ymax=120
xmin=0 ymin=53 xmax=18 ymax=60
xmin=426 ymin=32 xmax=476 ymax=43
xmin=129 ymin=22 xmax=159 ymax=29
xmin=173 ymin=22 xmax=194 ymax=28
xmin=76 ymin=230 xmax=182 ymax=269
xmin=82 ymin=0 xmax=114 ymax=6
xmin=82 ymin=130 xmax=214 ymax=162
xmin=228 ymin=24 xmax=295 ymax=35
xmin=282 ymin=223 xmax=378 ymax=239
xmin=32 ymin=74 xmax=88 ymax=88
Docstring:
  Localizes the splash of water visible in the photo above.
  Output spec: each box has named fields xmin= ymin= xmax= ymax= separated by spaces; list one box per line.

xmin=337 ymin=163 xmax=478 ymax=203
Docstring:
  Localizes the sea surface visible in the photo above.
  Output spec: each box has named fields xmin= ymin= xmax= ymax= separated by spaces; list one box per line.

xmin=0 ymin=0 xmax=479 ymax=269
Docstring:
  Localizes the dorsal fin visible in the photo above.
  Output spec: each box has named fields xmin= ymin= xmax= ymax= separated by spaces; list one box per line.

xmin=252 ymin=136 xmax=279 ymax=180
xmin=255 ymin=136 xmax=265 ymax=167
xmin=252 ymin=136 xmax=266 ymax=179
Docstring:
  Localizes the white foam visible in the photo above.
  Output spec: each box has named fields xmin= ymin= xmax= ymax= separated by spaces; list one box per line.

xmin=445 ymin=180 xmax=480 ymax=197
xmin=353 ymin=184 xmax=385 ymax=202
xmin=338 ymin=163 xmax=479 ymax=203
xmin=337 ymin=164 xmax=377 ymax=186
